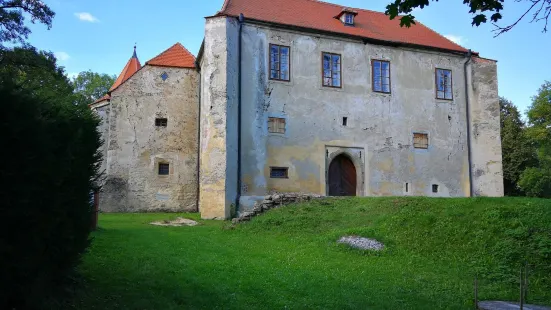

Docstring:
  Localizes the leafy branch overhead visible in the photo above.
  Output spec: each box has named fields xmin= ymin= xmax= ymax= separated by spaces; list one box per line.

xmin=0 ymin=0 xmax=55 ymax=44
xmin=385 ymin=0 xmax=551 ymax=36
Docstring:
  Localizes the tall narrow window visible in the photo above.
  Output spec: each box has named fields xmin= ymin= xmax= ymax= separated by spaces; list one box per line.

xmin=270 ymin=44 xmax=290 ymax=81
xmin=436 ymin=68 xmax=453 ymax=100
xmin=372 ymin=60 xmax=391 ymax=93
xmin=322 ymin=52 xmax=342 ymax=88
xmin=413 ymin=133 xmax=429 ymax=149
xmin=268 ymin=117 xmax=286 ymax=134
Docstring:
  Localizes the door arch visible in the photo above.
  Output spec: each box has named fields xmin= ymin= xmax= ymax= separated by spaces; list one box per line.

xmin=328 ymin=154 xmax=357 ymax=196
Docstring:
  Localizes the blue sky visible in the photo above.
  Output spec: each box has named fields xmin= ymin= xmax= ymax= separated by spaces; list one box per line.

xmin=27 ymin=0 xmax=549 ymax=113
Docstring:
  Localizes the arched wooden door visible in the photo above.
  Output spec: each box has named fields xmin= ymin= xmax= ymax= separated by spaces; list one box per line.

xmin=328 ymin=154 xmax=357 ymax=196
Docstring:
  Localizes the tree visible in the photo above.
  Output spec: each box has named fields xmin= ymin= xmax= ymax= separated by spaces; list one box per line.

xmin=72 ymin=70 xmax=116 ymax=103
xmin=518 ymin=81 xmax=551 ymax=198
xmin=499 ymin=97 xmax=536 ymax=196
xmin=0 ymin=0 xmax=55 ymax=44
xmin=0 ymin=46 xmax=101 ymax=308
xmin=385 ymin=0 xmax=551 ymax=36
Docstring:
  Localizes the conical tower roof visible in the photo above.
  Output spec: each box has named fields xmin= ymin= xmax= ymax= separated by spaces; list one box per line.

xmin=109 ymin=45 xmax=142 ymax=92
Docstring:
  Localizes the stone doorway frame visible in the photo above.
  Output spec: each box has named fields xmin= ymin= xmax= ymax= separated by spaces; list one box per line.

xmin=325 ymin=146 xmax=365 ymax=197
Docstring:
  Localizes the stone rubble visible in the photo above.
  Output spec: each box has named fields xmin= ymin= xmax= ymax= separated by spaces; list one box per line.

xmin=231 ymin=193 xmax=323 ymax=224
xmin=150 ymin=217 xmax=199 ymax=227
xmin=337 ymin=236 xmax=384 ymax=251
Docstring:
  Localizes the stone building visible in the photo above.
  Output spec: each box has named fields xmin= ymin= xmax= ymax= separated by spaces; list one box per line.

xmin=91 ymin=0 xmax=504 ymax=219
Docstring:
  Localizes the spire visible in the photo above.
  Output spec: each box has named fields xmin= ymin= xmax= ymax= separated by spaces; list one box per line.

xmin=109 ymin=45 xmax=142 ymax=92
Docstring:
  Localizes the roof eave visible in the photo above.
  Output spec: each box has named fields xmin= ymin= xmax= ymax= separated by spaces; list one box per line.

xmin=237 ymin=17 xmax=471 ymax=56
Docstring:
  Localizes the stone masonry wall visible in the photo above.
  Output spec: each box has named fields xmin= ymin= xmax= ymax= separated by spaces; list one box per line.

xmin=100 ymin=65 xmax=199 ymax=212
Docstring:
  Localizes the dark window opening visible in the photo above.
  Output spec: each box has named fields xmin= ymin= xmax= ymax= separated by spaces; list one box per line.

xmin=269 ymin=44 xmax=290 ymax=81
xmin=158 ymin=163 xmax=170 ymax=176
xmin=372 ymin=60 xmax=391 ymax=93
xmin=322 ymin=52 xmax=342 ymax=88
xmin=270 ymin=167 xmax=288 ymax=179
xmin=342 ymin=117 xmax=348 ymax=126
xmin=405 ymin=183 xmax=409 ymax=193
xmin=155 ymin=118 xmax=168 ymax=127
xmin=436 ymin=68 xmax=453 ymax=100
xmin=432 ymin=184 xmax=439 ymax=193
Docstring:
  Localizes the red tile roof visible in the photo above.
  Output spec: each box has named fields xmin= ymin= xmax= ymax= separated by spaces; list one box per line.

xmin=146 ymin=43 xmax=196 ymax=68
xmin=216 ymin=0 xmax=469 ymax=53
xmin=93 ymin=94 xmax=111 ymax=104
xmin=109 ymin=49 xmax=142 ymax=92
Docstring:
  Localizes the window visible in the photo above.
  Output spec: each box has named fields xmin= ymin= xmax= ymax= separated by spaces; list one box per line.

xmin=158 ymin=163 xmax=170 ymax=176
xmin=270 ymin=167 xmax=288 ymax=178
xmin=161 ymin=72 xmax=169 ymax=81
xmin=372 ymin=60 xmax=391 ymax=93
xmin=413 ymin=133 xmax=429 ymax=149
xmin=322 ymin=52 xmax=342 ymax=88
xmin=155 ymin=118 xmax=168 ymax=127
xmin=344 ymin=13 xmax=354 ymax=25
xmin=436 ymin=69 xmax=453 ymax=100
xmin=432 ymin=184 xmax=439 ymax=193
xmin=405 ymin=183 xmax=409 ymax=193
xmin=268 ymin=117 xmax=286 ymax=134
xmin=342 ymin=117 xmax=348 ymax=126
xmin=270 ymin=44 xmax=290 ymax=81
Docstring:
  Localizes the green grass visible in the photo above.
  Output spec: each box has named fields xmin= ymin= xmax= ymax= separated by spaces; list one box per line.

xmin=67 ymin=197 xmax=551 ymax=309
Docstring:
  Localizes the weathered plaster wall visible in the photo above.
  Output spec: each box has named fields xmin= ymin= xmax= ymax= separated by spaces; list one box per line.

xmin=101 ymin=65 xmax=199 ymax=212
xmin=236 ymin=23 xmax=503 ymax=210
xmin=468 ymin=57 xmax=504 ymax=196
xmin=199 ymin=16 xmax=239 ymax=219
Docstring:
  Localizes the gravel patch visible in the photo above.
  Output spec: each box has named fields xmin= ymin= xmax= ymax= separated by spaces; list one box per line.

xmin=150 ymin=217 xmax=199 ymax=227
xmin=337 ymin=236 xmax=384 ymax=251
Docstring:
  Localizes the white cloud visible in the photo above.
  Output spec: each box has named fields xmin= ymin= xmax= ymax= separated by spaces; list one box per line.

xmin=74 ymin=12 xmax=99 ymax=23
xmin=55 ymin=51 xmax=70 ymax=61
xmin=444 ymin=35 xmax=467 ymax=46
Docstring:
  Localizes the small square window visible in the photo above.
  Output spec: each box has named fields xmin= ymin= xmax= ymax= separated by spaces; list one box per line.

xmin=413 ymin=133 xmax=429 ymax=149
xmin=155 ymin=118 xmax=168 ymax=127
xmin=158 ymin=163 xmax=170 ymax=176
xmin=268 ymin=117 xmax=286 ymax=134
xmin=270 ymin=167 xmax=288 ymax=179
xmin=161 ymin=72 xmax=169 ymax=81
xmin=344 ymin=13 xmax=354 ymax=25
xmin=432 ymin=184 xmax=439 ymax=193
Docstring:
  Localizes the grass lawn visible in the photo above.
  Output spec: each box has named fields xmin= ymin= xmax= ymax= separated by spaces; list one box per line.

xmin=67 ymin=197 xmax=551 ymax=309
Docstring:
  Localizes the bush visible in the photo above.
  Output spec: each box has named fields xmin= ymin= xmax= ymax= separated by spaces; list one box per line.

xmin=0 ymin=47 xmax=101 ymax=308
xmin=519 ymin=167 xmax=551 ymax=198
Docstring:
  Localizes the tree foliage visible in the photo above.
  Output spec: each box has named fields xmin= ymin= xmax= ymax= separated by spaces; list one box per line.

xmin=385 ymin=0 xmax=551 ymax=36
xmin=500 ymin=97 xmax=536 ymax=196
xmin=0 ymin=46 xmax=101 ymax=308
xmin=518 ymin=81 xmax=551 ymax=198
xmin=0 ymin=0 xmax=55 ymax=44
xmin=72 ymin=70 xmax=116 ymax=103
